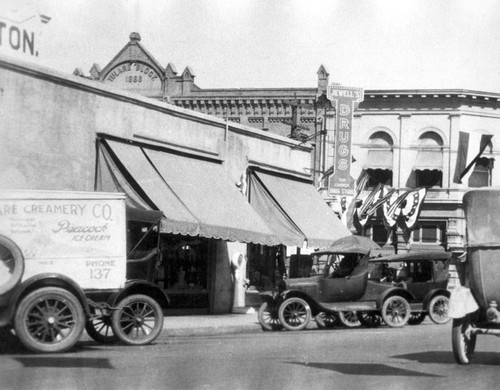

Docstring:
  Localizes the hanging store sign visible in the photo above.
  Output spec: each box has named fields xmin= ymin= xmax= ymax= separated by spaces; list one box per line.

xmin=326 ymin=83 xmax=364 ymax=196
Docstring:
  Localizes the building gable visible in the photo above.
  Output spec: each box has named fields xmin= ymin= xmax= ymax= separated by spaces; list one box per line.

xmin=99 ymin=32 xmax=165 ymax=96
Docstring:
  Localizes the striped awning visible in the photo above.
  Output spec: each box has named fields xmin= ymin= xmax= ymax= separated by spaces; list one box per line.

xmin=97 ymin=138 xmax=281 ymax=246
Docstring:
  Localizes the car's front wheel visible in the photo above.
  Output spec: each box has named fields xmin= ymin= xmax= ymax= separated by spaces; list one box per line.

xmin=452 ymin=314 xmax=477 ymax=364
xmin=381 ymin=296 xmax=411 ymax=328
xmin=278 ymin=297 xmax=311 ymax=331
xmin=428 ymin=295 xmax=450 ymax=325
xmin=111 ymin=294 xmax=163 ymax=345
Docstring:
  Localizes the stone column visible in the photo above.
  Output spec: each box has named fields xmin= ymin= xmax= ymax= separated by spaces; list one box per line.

xmin=227 ymin=242 xmax=253 ymax=314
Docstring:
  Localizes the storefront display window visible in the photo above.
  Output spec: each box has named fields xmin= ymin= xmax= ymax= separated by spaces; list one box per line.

xmin=246 ymin=244 xmax=285 ymax=291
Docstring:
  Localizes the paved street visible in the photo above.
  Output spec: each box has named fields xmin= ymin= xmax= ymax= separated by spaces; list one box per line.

xmin=1 ymin=320 xmax=500 ymax=390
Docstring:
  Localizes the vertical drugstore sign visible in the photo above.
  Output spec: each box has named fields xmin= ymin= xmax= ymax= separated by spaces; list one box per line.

xmin=327 ymin=84 xmax=364 ymax=196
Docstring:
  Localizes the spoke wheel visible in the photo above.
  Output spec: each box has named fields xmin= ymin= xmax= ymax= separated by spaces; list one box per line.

xmin=315 ymin=312 xmax=339 ymax=329
xmin=408 ymin=312 xmax=427 ymax=325
xmin=358 ymin=312 xmax=382 ymax=328
xmin=381 ymin=296 xmax=410 ymax=328
xmin=278 ymin=297 xmax=311 ymax=331
xmin=338 ymin=311 xmax=361 ymax=327
xmin=0 ymin=235 xmax=24 ymax=295
xmin=112 ymin=294 xmax=163 ymax=345
xmin=428 ymin=295 xmax=450 ymax=325
xmin=85 ymin=307 xmax=118 ymax=344
xmin=14 ymin=287 xmax=84 ymax=353
xmin=452 ymin=315 xmax=477 ymax=364
xmin=258 ymin=302 xmax=283 ymax=331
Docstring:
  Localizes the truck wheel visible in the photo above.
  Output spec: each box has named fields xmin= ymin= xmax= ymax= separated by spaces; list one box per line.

xmin=428 ymin=295 xmax=450 ymax=324
xmin=452 ymin=315 xmax=477 ymax=364
xmin=258 ymin=302 xmax=283 ymax=331
xmin=85 ymin=307 xmax=118 ymax=344
xmin=0 ymin=235 xmax=24 ymax=295
xmin=112 ymin=294 xmax=163 ymax=345
xmin=278 ymin=297 xmax=311 ymax=331
xmin=14 ymin=287 xmax=85 ymax=353
xmin=381 ymin=296 xmax=411 ymax=328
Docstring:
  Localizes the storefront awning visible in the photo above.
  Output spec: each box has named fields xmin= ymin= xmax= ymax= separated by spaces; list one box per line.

xmin=249 ymin=170 xmax=351 ymax=249
xmin=363 ymin=149 xmax=393 ymax=170
xmin=98 ymin=139 xmax=280 ymax=245
xmin=249 ymin=172 xmax=306 ymax=247
xmin=413 ymin=150 xmax=443 ymax=171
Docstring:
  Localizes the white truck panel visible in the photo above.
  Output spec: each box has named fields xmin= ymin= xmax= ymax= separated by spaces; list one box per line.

xmin=0 ymin=190 xmax=127 ymax=290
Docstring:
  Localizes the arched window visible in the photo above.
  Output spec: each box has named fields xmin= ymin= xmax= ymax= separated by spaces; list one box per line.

xmin=414 ymin=131 xmax=443 ymax=188
xmin=364 ymin=131 xmax=393 ymax=187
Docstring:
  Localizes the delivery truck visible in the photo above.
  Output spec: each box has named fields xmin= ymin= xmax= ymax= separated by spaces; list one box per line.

xmin=0 ymin=190 xmax=168 ymax=353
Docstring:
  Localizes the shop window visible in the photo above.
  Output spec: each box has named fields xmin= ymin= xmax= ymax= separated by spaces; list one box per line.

xmin=412 ymin=222 xmax=446 ymax=245
xmin=415 ymin=170 xmax=442 ymax=188
xmin=247 ymin=244 xmax=284 ymax=291
xmin=367 ymin=169 xmax=393 ymax=187
xmin=469 ymin=157 xmax=494 ymax=187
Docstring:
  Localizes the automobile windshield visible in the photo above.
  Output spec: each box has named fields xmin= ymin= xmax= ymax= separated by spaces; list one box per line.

xmin=464 ymin=189 xmax=500 ymax=247
xmin=368 ymin=261 xmax=400 ymax=282
xmin=311 ymin=253 xmax=331 ymax=276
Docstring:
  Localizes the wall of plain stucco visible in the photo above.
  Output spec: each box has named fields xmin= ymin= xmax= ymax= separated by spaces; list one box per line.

xmin=0 ymin=56 xmax=312 ymax=192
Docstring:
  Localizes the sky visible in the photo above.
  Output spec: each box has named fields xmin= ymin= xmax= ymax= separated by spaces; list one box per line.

xmin=2 ymin=0 xmax=500 ymax=92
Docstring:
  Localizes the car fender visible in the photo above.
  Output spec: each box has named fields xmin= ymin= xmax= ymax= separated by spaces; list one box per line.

xmin=281 ymin=289 xmax=323 ymax=315
xmin=259 ymin=291 xmax=279 ymax=305
xmin=422 ymin=289 xmax=451 ymax=311
xmin=3 ymin=273 xmax=91 ymax=326
xmin=376 ymin=287 xmax=416 ymax=309
xmin=109 ymin=279 xmax=170 ymax=308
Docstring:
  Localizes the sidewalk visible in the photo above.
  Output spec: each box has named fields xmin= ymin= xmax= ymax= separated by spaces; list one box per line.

xmin=162 ymin=311 xmax=262 ymax=337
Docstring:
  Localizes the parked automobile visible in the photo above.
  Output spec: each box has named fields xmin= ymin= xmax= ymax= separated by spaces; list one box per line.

xmin=258 ymin=235 xmax=417 ymax=331
xmin=0 ymin=190 xmax=168 ymax=353
xmin=368 ymin=251 xmax=452 ymax=325
xmin=451 ymin=188 xmax=500 ymax=364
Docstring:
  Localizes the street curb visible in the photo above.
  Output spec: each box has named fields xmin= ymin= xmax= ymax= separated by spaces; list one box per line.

xmin=163 ymin=324 xmax=262 ymax=337
xmin=161 ymin=314 xmax=263 ymax=337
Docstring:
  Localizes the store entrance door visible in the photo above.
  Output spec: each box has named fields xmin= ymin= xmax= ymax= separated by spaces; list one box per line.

xmin=158 ymin=235 xmax=210 ymax=312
